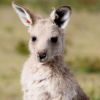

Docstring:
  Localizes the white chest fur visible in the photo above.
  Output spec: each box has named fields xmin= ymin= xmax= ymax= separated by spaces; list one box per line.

xmin=21 ymin=62 xmax=77 ymax=100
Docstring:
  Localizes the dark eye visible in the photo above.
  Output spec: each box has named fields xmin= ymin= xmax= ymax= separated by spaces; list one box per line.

xmin=32 ymin=37 xmax=37 ymax=42
xmin=51 ymin=37 xmax=58 ymax=43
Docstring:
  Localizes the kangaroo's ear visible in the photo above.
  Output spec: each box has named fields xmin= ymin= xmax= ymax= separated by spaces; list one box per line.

xmin=12 ymin=1 xmax=41 ymax=26
xmin=50 ymin=6 xmax=71 ymax=29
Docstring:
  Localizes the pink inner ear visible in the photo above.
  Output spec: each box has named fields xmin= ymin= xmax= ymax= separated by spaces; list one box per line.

xmin=27 ymin=20 xmax=30 ymax=23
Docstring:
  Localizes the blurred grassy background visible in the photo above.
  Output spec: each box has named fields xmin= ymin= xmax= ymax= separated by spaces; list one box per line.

xmin=0 ymin=0 xmax=100 ymax=100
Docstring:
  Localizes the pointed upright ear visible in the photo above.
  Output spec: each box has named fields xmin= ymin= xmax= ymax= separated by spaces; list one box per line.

xmin=12 ymin=1 xmax=41 ymax=26
xmin=50 ymin=6 xmax=71 ymax=29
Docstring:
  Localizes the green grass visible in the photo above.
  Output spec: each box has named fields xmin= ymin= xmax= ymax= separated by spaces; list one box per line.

xmin=0 ymin=6 xmax=100 ymax=100
xmin=1 ymin=0 xmax=100 ymax=12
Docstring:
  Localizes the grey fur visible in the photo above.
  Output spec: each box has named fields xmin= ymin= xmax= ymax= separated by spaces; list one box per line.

xmin=12 ymin=1 xmax=90 ymax=100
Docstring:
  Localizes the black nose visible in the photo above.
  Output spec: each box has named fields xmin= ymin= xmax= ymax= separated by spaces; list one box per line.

xmin=37 ymin=51 xmax=47 ymax=61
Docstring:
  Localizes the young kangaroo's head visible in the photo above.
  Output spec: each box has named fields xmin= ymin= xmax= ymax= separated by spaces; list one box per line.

xmin=12 ymin=1 xmax=71 ymax=63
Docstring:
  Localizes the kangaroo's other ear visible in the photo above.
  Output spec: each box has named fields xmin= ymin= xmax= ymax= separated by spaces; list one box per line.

xmin=12 ymin=1 xmax=41 ymax=26
xmin=50 ymin=6 xmax=71 ymax=29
